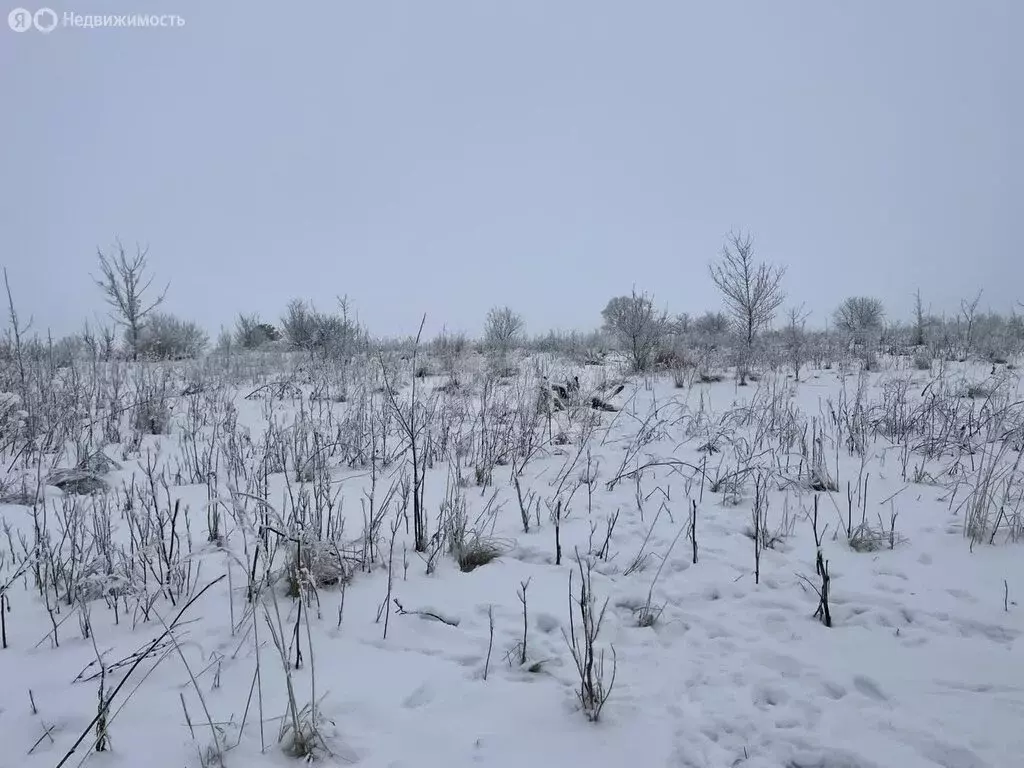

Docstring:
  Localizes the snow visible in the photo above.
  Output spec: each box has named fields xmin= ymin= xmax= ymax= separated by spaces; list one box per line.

xmin=1 ymin=357 xmax=1022 ymax=768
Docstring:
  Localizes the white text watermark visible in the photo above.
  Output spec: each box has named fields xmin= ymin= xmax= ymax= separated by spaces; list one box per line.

xmin=8 ymin=7 xmax=185 ymax=33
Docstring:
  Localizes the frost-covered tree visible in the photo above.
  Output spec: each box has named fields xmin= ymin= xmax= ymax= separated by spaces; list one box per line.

xmin=784 ymin=304 xmax=811 ymax=381
xmin=834 ymin=296 xmax=885 ymax=337
xmin=911 ymin=289 xmax=928 ymax=347
xmin=93 ymin=240 xmax=168 ymax=361
xmin=484 ymin=305 xmax=523 ymax=373
xmin=691 ymin=311 xmax=730 ymax=342
xmin=958 ymin=290 xmax=983 ymax=361
xmin=709 ymin=231 xmax=786 ymax=384
xmin=601 ymin=289 xmax=667 ymax=373
xmin=834 ymin=296 xmax=885 ymax=369
xmin=235 ymin=313 xmax=279 ymax=349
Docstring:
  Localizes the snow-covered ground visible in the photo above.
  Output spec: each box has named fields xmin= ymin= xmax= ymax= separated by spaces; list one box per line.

xmin=2 ymin=355 xmax=1022 ymax=768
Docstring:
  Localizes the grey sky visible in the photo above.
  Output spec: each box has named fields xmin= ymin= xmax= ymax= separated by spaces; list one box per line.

xmin=1 ymin=1 xmax=1020 ymax=339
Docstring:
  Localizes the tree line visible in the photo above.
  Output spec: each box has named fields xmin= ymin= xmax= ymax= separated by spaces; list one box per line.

xmin=3 ymin=235 xmax=1021 ymax=373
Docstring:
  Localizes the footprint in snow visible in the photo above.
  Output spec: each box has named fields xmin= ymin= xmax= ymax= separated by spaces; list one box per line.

xmin=852 ymin=674 xmax=889 ymax=702
xmin=752 ymin=683 xmax=789 ymax=708
xmin=820 ymin=680 xmax=847 ymax=700
xmin=534 ymin=612 xmax=560 ymax=634
xmin=945 ymin=588 xmax=979 ymax=603
xmin=753 ymin=650 xmax=803 ymax=678
xmin=401 ymin=682 xmax=435 ymax=709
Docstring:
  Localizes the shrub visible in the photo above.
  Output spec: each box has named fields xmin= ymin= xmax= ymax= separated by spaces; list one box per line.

xmin=601 ymin=289 xmax=668 ymax=373
xmin=484 ymin=306 xmax=524 ymax=372
xmin=132 ymin=397 xmax=171 ymax=434
xmin=432 ymin=330 xmax=469 ymax=384
xmin=834 ymin=297 xmax=885 ymax=369
xmin=912 ymin=351 xmax=932 ymax=370
xmin=281 ymin=298 xmax=366 ymax=359
xmin=235 ymin=313 xmax=280 ymax=349
xmin=135 ymin=312 xmax=208 ymax=360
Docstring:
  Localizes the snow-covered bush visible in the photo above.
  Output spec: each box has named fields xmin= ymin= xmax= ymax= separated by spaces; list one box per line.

xmin=136 ymin=312 xmax=208 ymax=360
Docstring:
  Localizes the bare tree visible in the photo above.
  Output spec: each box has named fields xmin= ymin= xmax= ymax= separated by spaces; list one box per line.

xmin=484 ymin=306 xmax=523 ymax=373
xmin=601 ymin=289 xmax=667 ymax=373
xmin=3 ymin=268 xmax=32 ymax=431
xmin=98 ymin=326 xmax=117 ymax=361
xmin=280 ymin=299 xmax=318 ymax=352
xmin=93 ymin=240 xmax=168 ymax=361
xmin=958 ymin=290 xmax=983 ymax=361
xmin=833 ymin=296 xmax=885 ymax=369
xmin=912 ymin=289 xmax=928 ymax=347
xmin=709 ymin=231 xmax=786 ymax=384
xmin=834 ymin=296 xmax=885 ymax=335
xmin=784 ymin=304 xmax=811 ymax=381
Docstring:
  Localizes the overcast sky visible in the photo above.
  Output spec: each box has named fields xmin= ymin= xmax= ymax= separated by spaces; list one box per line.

xmin=1 ymin=0 xmax=1020 ymax=339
